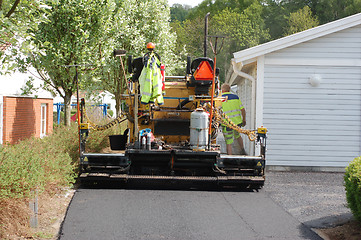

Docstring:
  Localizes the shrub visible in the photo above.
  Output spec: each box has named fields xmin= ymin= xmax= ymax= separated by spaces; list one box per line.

xmin=50 ymin=124 xmax=122 ymax=164
xmin=345 ymin=156 xmax=361 ymax=222
xmin=0 ymin=121 xmax=124 ymax=238
xmin=46 ymin=124 xmax=79 ymax=165
xmin=86 ymin=126 xmax=122 ymax=153
xmin=0 ymin=137 xmax=75 ymax=199
xmin=0 ymin=122 xmax=124 ymax=200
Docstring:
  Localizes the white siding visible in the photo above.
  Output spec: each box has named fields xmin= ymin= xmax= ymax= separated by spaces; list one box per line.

xmin=238 ymin=80 xmax=253 ymax=154
xmin=267 ymin=26 xmax=361 ymax=61
xmin=263 ymin=26 xmax=361 ymax=167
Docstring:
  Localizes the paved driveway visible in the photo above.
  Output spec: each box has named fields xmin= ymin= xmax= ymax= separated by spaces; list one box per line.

xmin=58 ymin=172 xmax=345 ymax=240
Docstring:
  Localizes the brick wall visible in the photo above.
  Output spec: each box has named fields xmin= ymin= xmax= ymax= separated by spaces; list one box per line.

xmin=3 ymin=96 xmax=53 ymax=144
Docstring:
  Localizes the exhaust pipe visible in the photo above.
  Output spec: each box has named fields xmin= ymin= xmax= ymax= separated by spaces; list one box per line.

xmin=204 ymin=12 xmax=210 ymax=57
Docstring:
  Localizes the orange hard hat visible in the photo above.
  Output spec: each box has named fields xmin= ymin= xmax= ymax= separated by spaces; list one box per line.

xmin=146 ymin=42 xmax=155 ymax=50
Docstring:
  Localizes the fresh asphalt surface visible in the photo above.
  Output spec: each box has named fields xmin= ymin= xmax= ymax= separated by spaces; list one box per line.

xmin=59 ymin=172 xmax=350 ymax=240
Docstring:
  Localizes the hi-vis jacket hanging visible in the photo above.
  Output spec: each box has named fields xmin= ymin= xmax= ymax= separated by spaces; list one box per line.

xmin=139 ymin=52 xmax=164 ymax=105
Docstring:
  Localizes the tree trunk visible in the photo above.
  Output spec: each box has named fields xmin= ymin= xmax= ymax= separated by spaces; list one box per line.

xmin=115 ymin=93 xmax=121 ymax=117
xmin=114 ymin=71 xmax=124 ymax=117
xmin=63 ymin=92 xmax=72 ymax=126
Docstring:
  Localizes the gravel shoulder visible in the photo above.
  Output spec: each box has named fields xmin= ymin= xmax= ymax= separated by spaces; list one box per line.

xmin=264 ymin=171 xmax=352 ymax=228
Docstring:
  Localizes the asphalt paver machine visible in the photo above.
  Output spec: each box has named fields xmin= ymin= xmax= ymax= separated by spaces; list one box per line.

xmin=78 ymin=52 xmax=267 ymax=189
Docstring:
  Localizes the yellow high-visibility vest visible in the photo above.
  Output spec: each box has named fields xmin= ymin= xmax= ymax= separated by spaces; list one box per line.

xmin=221 ymin=92 xmax=244 ymax=125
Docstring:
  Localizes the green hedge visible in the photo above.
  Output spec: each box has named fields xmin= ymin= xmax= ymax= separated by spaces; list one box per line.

xmin=0 ymin=123 xmax=123 ymax=239
xmin=48 ymin=123 xmax=122 ymax=162
xmin=50 ymin=124 xmax=122 ymax=165
xmin=345 ymin=156 xmax=361 ymax=222
xmin=0 ymin=123 xmax=121 ymax=199
xmin=0 ymin=136 xmax=75 ymax=199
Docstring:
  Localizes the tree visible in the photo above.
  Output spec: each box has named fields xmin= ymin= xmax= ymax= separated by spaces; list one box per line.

xmin=210 ymin=3 xmax=270 ymax=80
xmin=170 ymin=17 xmax=205 ymax=60
xmin=261 ymin=0 xmax=361 ymax=40
xmin=312 ymin=0 xmax=361 ymax=24
xmin=262 ymin=0 xmax=288 ymax=40
xmin=212 ymin=3 xmax=269 ymax=49
xmin=187 ymin=0 xmax=261 ymax=20
xmin=0 ymin=0 xmax=51 ymax=72
xmin=272 ymin=0 xmax=361 ymax=25
xmin=284 ymin=6 xmax=319 ymax=36
xmin=92 ymin=0 xmax=182 ymax=117
xmin=25 ymin=0 xmax=114 ymax=126
xmin=170 ymin=3 xmax=192 ymax=22
xmin=343 ymin=0 xmax=361 ymax=17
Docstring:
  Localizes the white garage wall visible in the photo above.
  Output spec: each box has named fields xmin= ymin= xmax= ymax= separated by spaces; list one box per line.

xmin=263 ymin=65 xmax=361 ymax=167
xmin=263 ymin=26 xmax=361 ymax=167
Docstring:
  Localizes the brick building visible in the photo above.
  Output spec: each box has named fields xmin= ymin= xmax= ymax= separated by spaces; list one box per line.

xmin=1 ymin=96 xmax=53 ymax=144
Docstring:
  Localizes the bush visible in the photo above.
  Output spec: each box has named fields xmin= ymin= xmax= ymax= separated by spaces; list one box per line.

xmin=0 ymin=137 xmax=75 ymax=199
xmin=50 ymin=124 xmax=122 ymax=164
xmin=345 ymin=156 xmax=361 ymax=222
xmin=87 ymin=126 xmax=122 ymax=152
xmin=0 ymin=122 xmax=121 ymax=199
xmin=0 ymin=122 xmax=124 ymax=238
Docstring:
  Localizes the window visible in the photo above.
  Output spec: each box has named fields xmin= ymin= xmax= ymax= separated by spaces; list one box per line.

xmin=40 ymin=103 xmax=47 ymax=138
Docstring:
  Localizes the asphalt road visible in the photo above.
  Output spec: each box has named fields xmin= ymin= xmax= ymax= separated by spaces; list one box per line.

xmin=59 ymin=180 xmax=324 ymax=240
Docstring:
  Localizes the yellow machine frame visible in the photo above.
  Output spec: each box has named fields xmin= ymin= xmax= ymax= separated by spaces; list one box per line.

xmin=125 ymin=78 xmax=222 ymax=144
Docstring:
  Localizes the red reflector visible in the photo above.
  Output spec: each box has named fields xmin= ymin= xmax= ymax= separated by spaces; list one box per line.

xmin=194 ymin=61 xmax=213 ymax=80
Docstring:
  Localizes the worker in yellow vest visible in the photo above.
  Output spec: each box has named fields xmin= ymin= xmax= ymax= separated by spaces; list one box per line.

xmin=221 ymin=83 xmax=247 ymax=155
xmin=139 ymin=42 xmax=164 ymax=105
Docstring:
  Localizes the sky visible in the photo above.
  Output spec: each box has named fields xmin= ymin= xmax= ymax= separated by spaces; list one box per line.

xmin=168 ymin=0 xmax=203 ymax=7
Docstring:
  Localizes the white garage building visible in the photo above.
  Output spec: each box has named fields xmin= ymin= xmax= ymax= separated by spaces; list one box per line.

xmin=228 ymin=13 xmax=361 ymax=170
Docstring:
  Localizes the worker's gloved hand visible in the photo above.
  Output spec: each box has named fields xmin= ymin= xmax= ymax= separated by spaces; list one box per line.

xmin=241 ymin=121 xmax=246 ymax=127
